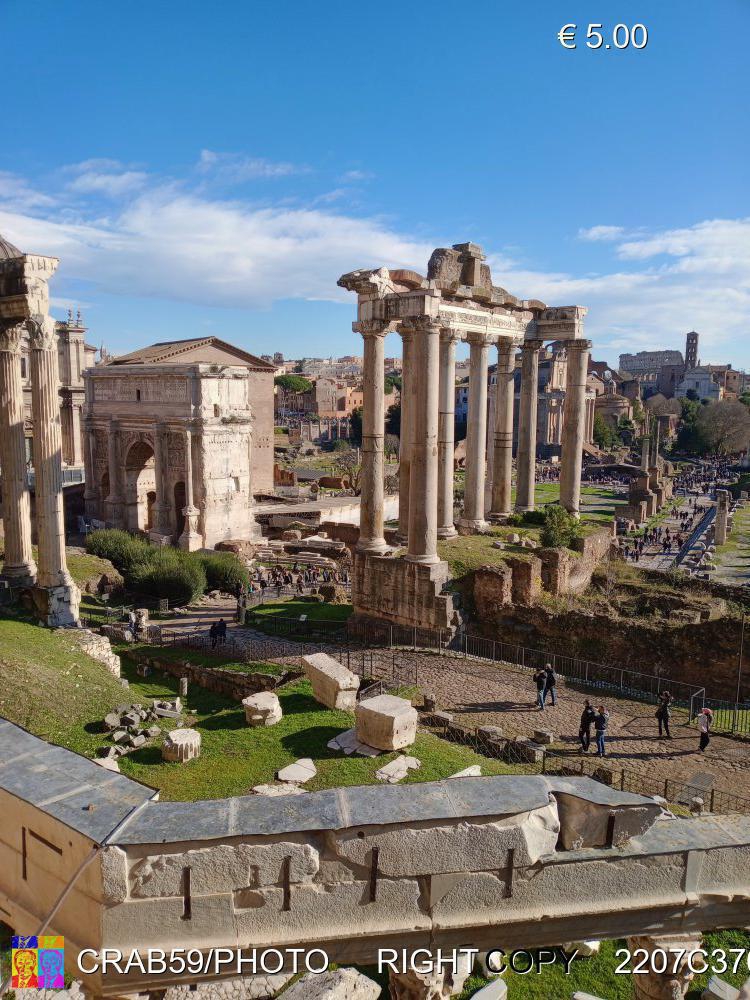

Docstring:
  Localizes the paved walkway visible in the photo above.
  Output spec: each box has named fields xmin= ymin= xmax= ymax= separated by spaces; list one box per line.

xmin=630 ymin=496 xmax=711 ymax=572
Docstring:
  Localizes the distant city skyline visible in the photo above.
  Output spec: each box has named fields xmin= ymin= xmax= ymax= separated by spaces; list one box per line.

xmin=1 ymin=1 xmax=747 ymax=370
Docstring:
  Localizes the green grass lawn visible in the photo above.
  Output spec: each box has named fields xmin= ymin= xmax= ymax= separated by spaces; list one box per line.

xmin=0 ymin=546 xmax=121 ymax=592
xmin=0 ymin=613 xmax=520 ymax=802
xmin=124 ymin=641 xmax=286 ymax=676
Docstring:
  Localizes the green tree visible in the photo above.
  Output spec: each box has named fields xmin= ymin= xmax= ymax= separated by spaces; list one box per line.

xmin=540 ymin=504 xmax=583 ymax=549
xmin=349 ymin=406 xmax=363 ymax=445
xmin=593 ymin=413 xmax=618 ymax=450
xmin=385 ymin=374 xmax=402 ymax=394
xmin=275 ymin=374 xmax=313 ymax=393
xmin=385 ymin=401 xmax=401 ymax=437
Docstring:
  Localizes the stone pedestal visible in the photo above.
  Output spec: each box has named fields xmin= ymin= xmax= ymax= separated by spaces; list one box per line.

xmin=459 ymin=332 xmax=492 ymax=532
xmin=560 ymin=339 xmax=591 ymax=516
xmin=357 ymin=321 xmax=389 ymax=553
xmin=28 ymin=316 xmax=80 ymax=626
xmin=437 ymin=328 xmax=459 ymax=539
xmin=162 ymin=728 xmax=201 ymax=762
xmin=627 ymin=934 xmax=703 ymax=1000
xmin=0 ymin=322 xmax=37 ymax=586
xmin=515 ymin=340 xmax=541 ymax=512
xmin=351 ymin=550 xmax=454 ymax=632
xmin=489 ymin=339 xmax=516 ymax=521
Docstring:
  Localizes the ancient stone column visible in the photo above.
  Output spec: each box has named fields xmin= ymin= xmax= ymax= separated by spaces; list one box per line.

xmin=406 ymin=320 xmax=440 ymax=564
xmin=437 ymin=327 xmax=460 ymax=539
xmin=489 ymin=339 xmax=516 ymax=520
xmin=459 ymin=332 xmax=493 ymax=532
xmin=178 ymin=425 xmax=201 ymax=551
xmin=515 ymin=339 xmax=542 ymax=512
xmin=397 ymin=326 xmax=414 ymax=544
xmin=357 ymin=320 xmax=388 ymax=553
xmin=627 ymin=934 xmax=703 ymax=1000
xmin=27 ymin=316 xmax=80 ymax=625
xmin=106 ymin=418 xmax=124 ymax=527
xmin=715 ymin=489 xmax=730 ymax=545
xmin=150 ymin=422 xmax=171 ymax=542
xmin=559 ymin=339 xmax=591 ymax=516
xmin=0 ymin=322 xmax=37 ymax=586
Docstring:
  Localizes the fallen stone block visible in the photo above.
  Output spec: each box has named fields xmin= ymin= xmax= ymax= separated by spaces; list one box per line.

xmin=565 ymin=941 xmax=600 ymax=957
xmin=111 ymin=730 xmax=128 ymax=743
xmin=302 ymin=652 xmax=359 ymax=710
xmin=252 ymin=783 xmax=308 ymax=797
xmin=702 ymin=976 xmax=740 ymax=1000
xmin=533 ymin=729 xmax=554 ymax=745
xmin=471 ymin=979 xmax=508 ymax=999
xmin=128 ymin=734 xmax=146 ymax=749
xmin=121 ymin=712 xmax=139 ymax=727
xmin=277 ymin=758 xmax=317 ymax=784
xmin=162 ymin=728 xmax=201 ymax=763
xmin=146 ymin=726 xmax=161 ymax=739
xmin=433 ymin=710 xmax=453 ymax=725
xmin=572 ymin=994 xmax=607 ymax=1000
xmin=153 ymin=706 xmax=181 ymax=719
xmin=242 ymin=691 xmax=282 ymax=727
xmin=281 ymin=968 xmax=380 ymax=999
xmin=375 ymin=755 xmax=421 ymax=784
xmin=355 ymin=694 xmax=418 ymax=751
xmin=506 ymin=739 xmax=544 ymax=765
xmin=103 ymin=712 xmax=121 ymax=730
xmin=95 ymin=757 xmax=121 ymax=773
xmin=448 ymin=765 xmax=482 ymax=778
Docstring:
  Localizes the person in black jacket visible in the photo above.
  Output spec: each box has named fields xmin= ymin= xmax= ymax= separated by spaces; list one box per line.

xmin=594 ymin=706 xmax=610 ymax=757
xmin=656 ymin=691 xmax=673 ymax=739
xmin=543 ymin=664 xmax=557 ymax=707
xmin=579 ymin=700 xmax=596 ymax=752
xmin=533 ymin=669 xmax=547 ymax=710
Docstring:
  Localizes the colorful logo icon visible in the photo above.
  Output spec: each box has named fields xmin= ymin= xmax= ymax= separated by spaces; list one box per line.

xmin=11 ymin=936 xmax=65 ymax=989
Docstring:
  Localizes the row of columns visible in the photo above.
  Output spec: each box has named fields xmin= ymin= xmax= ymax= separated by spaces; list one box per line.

xmin=0 ymin=317 xmax=79 ymax=624
xmin=355 ymin=318 xmax=591 ymax=563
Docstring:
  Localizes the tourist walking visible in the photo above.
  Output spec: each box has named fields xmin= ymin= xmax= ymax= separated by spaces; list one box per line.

xmin=656 ymin=691 xmax=673 ymax=739
xmin=533 ymin=668 xmax=547 ymax=710
xmin=594 ymin=706 xmax=610 ymax=757
xmin=698 ymin=708 xmax=713 ymax=751
xmin=209 ymin=622 xmax=218 ymax=649
xmin=543 ymin=664 xmax=557 ymax=707
xmin=579 ymin=699 xmax=596 ymax=753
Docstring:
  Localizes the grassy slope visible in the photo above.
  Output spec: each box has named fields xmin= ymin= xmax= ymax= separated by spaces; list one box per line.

xmin=249 ymin=599 xmax=353 ymax=623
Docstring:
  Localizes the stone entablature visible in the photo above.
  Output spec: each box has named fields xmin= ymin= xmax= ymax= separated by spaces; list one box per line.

xmin=83 ymin=362 xmax=269 ymax=549
xmin=2 ymin=720 xmax=750 ymax=997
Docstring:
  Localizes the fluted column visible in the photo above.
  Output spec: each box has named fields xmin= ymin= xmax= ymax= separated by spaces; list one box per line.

xmin=515 ymin=339 xmax=542 ymax=512
xmin=489 ymin=339 xmax=516 ymax=520
xmin=357 ymin=320 xmax=388 ymax=553
xmin=560 ymin=339 xmax=591 ymax=516
xmin=106 ymin=418 xmax=124 ymax=527
xmin=437 ymin=327 xmax=460 ymax=539
xmin=397 ymin=327 xmax=414 ymax=544
xmin=0 ymin=322 xmax=36 ymax=586
xmin=459 ymin=332 xmax=492 ymax=531
xmin=27 ymin=316 xmax=79 ymax=625
xmin=178 ymin=424 xmax=201 ymax=551
xmin=406 ymin=320 xmax=440 ymax=564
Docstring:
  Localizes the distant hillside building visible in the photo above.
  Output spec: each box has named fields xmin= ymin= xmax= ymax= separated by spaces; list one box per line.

xmin=675 ymin=366 xmax=722 ymax=402
xmin=619 ymin=349 xmax=684 ymax=386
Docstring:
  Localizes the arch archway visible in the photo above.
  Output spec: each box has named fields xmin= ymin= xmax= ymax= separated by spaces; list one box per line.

xmin=124 ymin=440 xmax=156 ymax=533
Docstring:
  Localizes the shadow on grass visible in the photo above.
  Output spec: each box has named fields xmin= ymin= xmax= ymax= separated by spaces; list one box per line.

xmin=127 ymin=745 xmax=164 ymax=766
xmin=280 ymin=725 xmax=348 ymax=759
xmin=197 ymin=709 xmax=246 ymax=732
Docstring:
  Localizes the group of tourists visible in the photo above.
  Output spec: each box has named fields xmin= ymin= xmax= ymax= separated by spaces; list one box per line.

xmin=246 ymin=563 xmax=350 ymax=598
xmin=533 ymin=664 xmax=557 ymax=709
xmin=578 ymin=699 xmax=610 ymax=756
xmin=209 ymin=618 xmax=227 ymax=648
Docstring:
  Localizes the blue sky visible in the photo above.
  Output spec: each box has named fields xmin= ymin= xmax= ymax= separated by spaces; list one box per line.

xmin=1 ymin=0 xmax=748 ymax=369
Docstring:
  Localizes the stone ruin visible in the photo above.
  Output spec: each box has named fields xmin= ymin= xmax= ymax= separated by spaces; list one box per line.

xmin=302 ymin=651 xmax=360 ymax=710
xmin=355 ymin=694 xmax=418 ymax=752
xmin=98 ymin=698 xmax=182 ymax=760
xmin=242 ymin=691 xmax=282 ymax=727
xmin=162 ymin=728 xmax=201 ymax=763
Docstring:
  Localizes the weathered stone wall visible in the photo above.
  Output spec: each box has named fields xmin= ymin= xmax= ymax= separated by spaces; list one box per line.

xmin=245 ymin=370 xmax=273 ymax=495
xmin=481 ymin=604 xmax=750 ymax=701
xmin=137 ymin=654 xmax=299 ymax=701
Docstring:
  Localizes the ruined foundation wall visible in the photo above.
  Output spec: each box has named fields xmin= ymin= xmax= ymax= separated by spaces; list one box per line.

xmin=351 ymin=552 xmax=455 ymax=630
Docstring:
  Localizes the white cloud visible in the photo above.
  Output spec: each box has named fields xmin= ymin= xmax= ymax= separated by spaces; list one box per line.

xmin=1 ymin=160 xmax=749 ymax=367
xmin=339 ymin=169 xmax=373 ymax=182
xmin=578 ymin=225 xmax=625 ymax=242
xmin=197 ymin=149 xmax=308 ymax=182
xmin=67 ymin=170 xmax=148 ymax=196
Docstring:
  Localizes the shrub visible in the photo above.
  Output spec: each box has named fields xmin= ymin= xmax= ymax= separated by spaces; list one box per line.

xmin=199 ymin=552 xmax=250 ymax=594
xmin=507 ymin=510 xmax=546 ymax=527
xmin=85 ymin=529 xmax=153 ymax=575
xmin=131 ymin=549 xmax=207 ymax=606
xmin=540 ymin=504 xmax=583 ymax=549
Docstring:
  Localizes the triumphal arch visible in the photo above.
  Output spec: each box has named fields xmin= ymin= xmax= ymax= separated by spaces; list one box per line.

xmin=83 ymin=338 xmax=274 ymax=550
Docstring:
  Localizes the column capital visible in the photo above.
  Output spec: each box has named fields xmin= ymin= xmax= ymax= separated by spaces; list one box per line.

xmin=401 ymin=316 xmax=441 ymax=337
xmin=0 ymin=320 xmax=25 ymax=353
xmin=439 ymin=325 xmax=463 ymax=345
xmin=465 ymin=330 xmax=496 ymax=348
xmin=563 ymin=338 xmax=593 ymax=352
xmin=354 ymin=319 xmax=391 ymax=338
xmin=26 ymin=315 xmax=57 ymax=352
xmin=521 ymin=338 xmax=544 ymax=351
